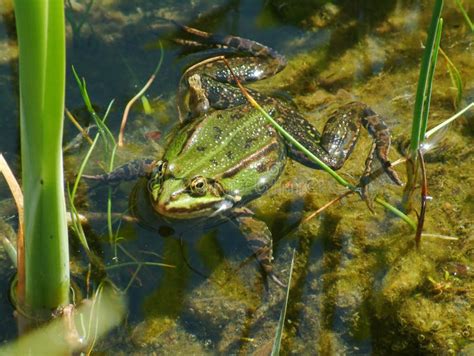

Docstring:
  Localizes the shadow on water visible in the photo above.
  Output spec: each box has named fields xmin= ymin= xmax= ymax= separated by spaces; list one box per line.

xmin=268 ymin=0 xmax=431 ymax=95
xmin=0 ymin=0 xmax=473 ymax=353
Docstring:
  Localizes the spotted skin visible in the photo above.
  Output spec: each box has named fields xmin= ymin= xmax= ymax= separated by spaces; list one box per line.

xmin=176 ymin=26 xmax=401 ymax=185
xmin=172 ymin=25 xmax=401 ymax=285
xmin=83 ymin=159 xmax=156 ymax=183
xmin=86 ymin=23 xmax=402 ymax=287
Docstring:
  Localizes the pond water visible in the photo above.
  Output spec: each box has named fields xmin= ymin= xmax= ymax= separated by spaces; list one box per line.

xmin=0 ymin=0 xmax=473 ymax=354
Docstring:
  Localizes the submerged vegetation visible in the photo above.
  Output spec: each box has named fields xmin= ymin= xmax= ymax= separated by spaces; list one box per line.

xmin=0 ymin=0 xmax=473 ymax=354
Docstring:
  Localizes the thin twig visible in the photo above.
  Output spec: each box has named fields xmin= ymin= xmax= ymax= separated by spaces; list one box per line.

xmin=422 ymin=233 xmax=458 ymax=240
xmin=118 ymin=42 xmax=164 ymax=147
xmin=302 ymin=157 xmax=409 ymax=223
xmin=0 ymin=154 xmax=24 ymax=302
xmin=65 ymin=108 xmax=94 ymax=145
xmin=302 ymin=191 xmax=352 ymax=223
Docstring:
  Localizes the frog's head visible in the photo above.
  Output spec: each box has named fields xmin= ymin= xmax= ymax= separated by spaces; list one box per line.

xmin=148 ymin=160 xmax=234 ymax=219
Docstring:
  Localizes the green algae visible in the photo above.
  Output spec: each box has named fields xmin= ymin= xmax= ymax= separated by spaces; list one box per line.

xmin=0 ymin=0 xmax=473 ymax=353
xmin=132 ymin=237 xmax=191 ymax=344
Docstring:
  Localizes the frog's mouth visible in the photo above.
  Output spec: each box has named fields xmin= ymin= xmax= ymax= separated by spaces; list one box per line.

xmin=150 ymin=179 xmax=232 ymax=219
xmin=154 ymin=196 xmax=234 ymax=219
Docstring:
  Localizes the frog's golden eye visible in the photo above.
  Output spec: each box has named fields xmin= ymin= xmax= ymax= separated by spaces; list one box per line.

xmin=151 ymin=160 xmax=167 ymax=181
xmin=190 ymin=176 xmax=208 ymax=196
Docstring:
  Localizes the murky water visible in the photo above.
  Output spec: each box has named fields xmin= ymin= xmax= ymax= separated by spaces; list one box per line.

xmin=0 ymin=0 xmax=473 ymax=354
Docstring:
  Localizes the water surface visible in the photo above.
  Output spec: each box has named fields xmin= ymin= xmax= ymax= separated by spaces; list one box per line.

xmin=0 ymin=0 xmax=473 ymax=354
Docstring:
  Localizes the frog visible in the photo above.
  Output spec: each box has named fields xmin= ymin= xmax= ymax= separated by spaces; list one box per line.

xmin=85 ymin=23 xmax=402 ymax=286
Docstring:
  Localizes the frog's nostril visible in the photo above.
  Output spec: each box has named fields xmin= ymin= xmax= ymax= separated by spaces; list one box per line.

xmin=170 ymin=192 xmax=179 ymax=201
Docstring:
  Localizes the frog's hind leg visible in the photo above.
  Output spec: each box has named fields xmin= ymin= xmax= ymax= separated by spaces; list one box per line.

xmin=320 ymin=102 xmax=402 ymax=185
xmin=174 ymin=21 xmax=287 ymax=83
xmin=234 ymin=210 xmax=285 ymax=287
xmin=83 ymin=159 xmax=156 ymax=184
xmin=175 ymin=23 xmax=287 ymax=119
xmin=285 ymin=102 xmax=402 ymax=185
xmin=358 ymin=105 xmax=403 ymax=185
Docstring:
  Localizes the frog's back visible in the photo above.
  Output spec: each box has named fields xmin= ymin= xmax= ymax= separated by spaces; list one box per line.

xmin=164 ymin=103 xmax=286 ymax=200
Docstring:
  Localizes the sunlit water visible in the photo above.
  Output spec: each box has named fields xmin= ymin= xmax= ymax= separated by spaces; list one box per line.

xmin=0 ymin=0 xmax=473 ymax=354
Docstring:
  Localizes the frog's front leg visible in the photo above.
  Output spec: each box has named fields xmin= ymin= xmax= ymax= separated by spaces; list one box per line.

xmin=233 ymin=208 xmax=285 ymax=288
xmin=83 ymin=159 xmax=156 ymax=183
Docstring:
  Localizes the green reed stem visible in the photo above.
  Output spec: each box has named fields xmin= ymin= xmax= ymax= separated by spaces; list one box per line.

xmin=13 ymin=0 xmax=70 ymax=313
xmin=419 ymin=18 xmax=443 ymax=142
xmin=409 ymin=0 xmax=444 ymax=155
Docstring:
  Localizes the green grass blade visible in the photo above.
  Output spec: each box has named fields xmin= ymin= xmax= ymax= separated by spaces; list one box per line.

xmin=13 ymin=0 xmax=70 ymax=312
xmin=271 ymin=250 xmax=296 ymax=356
xmin=241 ymin=93 xmax=354 ymax=190
xmin=419 ymin=18 xmax=443 ymax=142
xmin=71 ymin=69 xmax=120 ymax=249
xmin=410 ymin=0 xmax=444 ymax=154
xmin=440 ymin=48 xmax=463 ymax=107
xmin=455 ymin=0 xmax=474 ymax=31
xmin=375 ymin=197 xmax=417 ymax=230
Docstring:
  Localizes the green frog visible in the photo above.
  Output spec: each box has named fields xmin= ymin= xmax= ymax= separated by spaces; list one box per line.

xmin=86 ymin=23 xmax=402 ymax=286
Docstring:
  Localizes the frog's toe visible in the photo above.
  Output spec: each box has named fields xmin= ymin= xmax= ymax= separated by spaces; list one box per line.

xmin=259 ymin=255 xmax=286 ymax=288
xmin=385 ymin=165 xmax=404 ymax=186
xmin=384 ymin=164 xmax=404 ymax=186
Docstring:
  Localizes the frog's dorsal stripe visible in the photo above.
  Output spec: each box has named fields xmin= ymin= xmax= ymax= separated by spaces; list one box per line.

xmin=219 ymin=141 xmax=281 ymax=179
xmin=167 ymin=104 xmax=281 ymax=180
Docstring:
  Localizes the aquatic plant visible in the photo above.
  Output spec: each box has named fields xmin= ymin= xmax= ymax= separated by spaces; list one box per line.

xmin=69 ymin=67 xmax=118 ymax=251
xmin=65 ymin=0 xmax=95 ymax=43
xmin=272 ymin=250 xmax=295 ymax=356
xmin=404 ymin=0 xmax=443 ymax=242
xmin=440 ymin=48 xmax=463 ymax=108
xmin=0 ymin=283 xmax=125 ymax=354
xmin=408 ymin=0 xmax=443 ymax=156
xmin=13 ymin=0 xmax=70 ymax=318
xmin=118 ymin=42 xmax=164 ymax=147
xmin=455 ymin=0 xmax=473 ymax=31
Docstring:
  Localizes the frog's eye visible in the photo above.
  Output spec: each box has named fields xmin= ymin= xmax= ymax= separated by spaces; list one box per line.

xmin=190 ymin=176 xmax=208 ymax=196
xmin=151 ymin=160 xmax=167 ymax=181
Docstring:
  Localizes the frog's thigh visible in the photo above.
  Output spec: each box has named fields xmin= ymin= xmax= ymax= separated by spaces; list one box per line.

xmin=235 ymin=215 xmax=274 ymax=275
xmin=319 ymin=104 xmax=363 ymax=169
